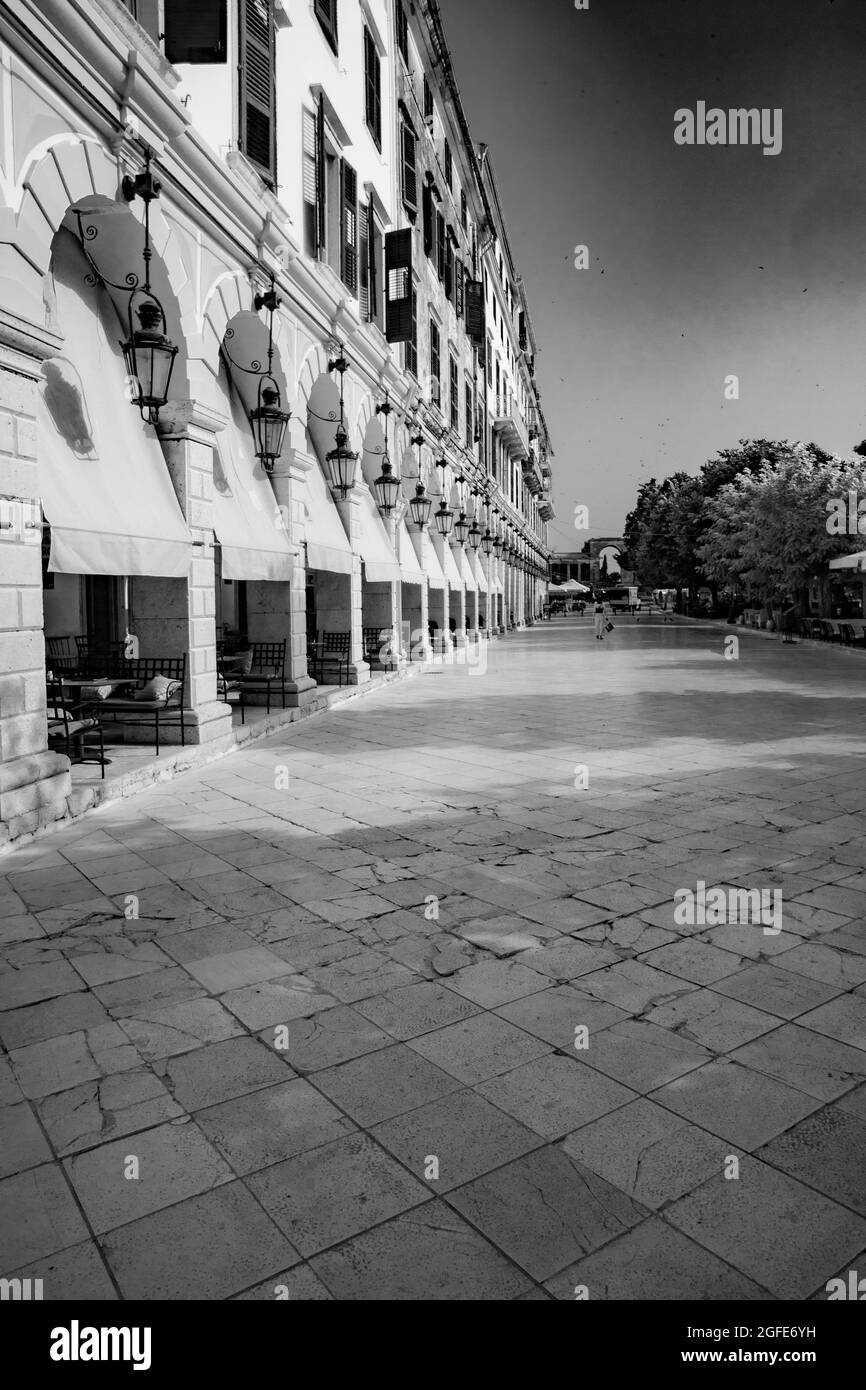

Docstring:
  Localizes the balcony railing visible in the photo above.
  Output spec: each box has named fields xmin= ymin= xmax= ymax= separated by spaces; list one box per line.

xmin=492 ymin=400 xmax=530 ymax=459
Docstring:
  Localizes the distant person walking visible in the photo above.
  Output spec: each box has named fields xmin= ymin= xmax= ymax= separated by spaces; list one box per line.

xmin=594 ymin=599 xmax=607 ymax=640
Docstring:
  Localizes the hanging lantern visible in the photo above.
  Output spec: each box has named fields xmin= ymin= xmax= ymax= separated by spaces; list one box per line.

xmin=468 ymin=520 xmax=482 ymax=551
xmin=325 ymin=348 xmax=358 ymax=498
xmin=481 ymin=529 xmax=494 ymax=557
xmin=434 ymin=500 xmax=454 ymax=538
xmin=373 ymin=458 xmax=401 ymax=513
xmin=493 ymin=533 xmax=504 ymax=559
xmin=250 ymin=383 xmax=291 ymax=474
xmin=453 ymin=512 xmax=470 ymax=546
xmin=409 ymin=482 xmax=433 ymax=528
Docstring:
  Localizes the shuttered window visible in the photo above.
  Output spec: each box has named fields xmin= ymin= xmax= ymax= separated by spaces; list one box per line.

xmin=400 ymin=119 xmax=417 ymax=218
xmin=359 ymin=196 xmax=381 ymax=326
xmin=406 ymin=285 xmax=418 ymax=374
xmin=302 ymin=100 xmax=326 ymax=256
xmin=423 ymin=75 xmax=434 ymax=123
xmin=450 ymin=356 xmax=459 ymax=431
xmin=385 ymin=228 xmax=413 ymax=344
xmin=396 ymin=2 xmax=409 ymax=63
xmin=436 ymin=212 xmax=445 ymax=283
xmin=465 ymin=280 xmax=486 ymax=345
xmin=465 ymin=381 xmax=473 ymax=447
xmin=519 ymin=310 xmax=527 ymax=352
xmin=340 ymin=160 xmax=358 ymax=295
xmin=455 ymin=256 xmax=464 ymax=318
xmin=443 ymin=139 xmax=452 ymax=190
xmin=422 ymin=183 xmax=434 ymax=261
xmin=460 ymin=189 xmax=467 ymax=230
xmin=364 ymin=27 xmax=382 ymax=150
xmin=430 ymin=321 xmax=441 ymax=406
xmin=164 ymin=0 xmax=227 ymax=62
xmin=315 ymin=0 xmax=338 ymax=53
xmin=239 ymin=0 xmax=275 ymax=185
xmin=444 ymin=236 xmax=453 ymax=302
xmin=359 ymin=200 xmax=370 ymax=321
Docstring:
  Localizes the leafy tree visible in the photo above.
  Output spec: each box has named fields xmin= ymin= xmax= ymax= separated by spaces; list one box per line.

xmin=697 ymin=443 xmax=866 ymax=617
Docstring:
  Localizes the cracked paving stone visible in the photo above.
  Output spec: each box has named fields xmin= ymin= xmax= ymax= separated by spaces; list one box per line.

xmin=117 ymin=998 xmax=244 ymax=1061
xmin=756 ymin=1105 xmax=866 ymax=1214
xmin=730 ymin=1024 xmax=866 ymax=1102
xmin=544 ymin=1217 xmax=771 ymax=1300
xmin=711 ymin=962 xmax=843 ymax=1020
xmin=155 ymin=1036 xmax=292 ymax=1110
xmin=371 ymin=1087 xmax=541 ymax=1191
xmin=448 ymin=1144 xmax=649 ymax=1283
xmin=495 ymin=984 xmax=629 ymax=1050
xmin=10 ymin=1024 xmax=143 ymax=1099
xmin=0 ymin=1101 xmax=53 ymax=1177
xmin=578 ymin=960 xmax=698 ymax=1016
xmin=476 ymin=1054 xmax=637 ymax=1139
xmin=0 ymin=992 xmax=112 ymax=1050
xmin=216 ymin=975 xmax=338 ymax=1030
xmin=312 ymin=1043 xmax=461 ymax=1125
xmin=304 ymin=950 xmax=418 ymax=1003
xmin=353 ymin=980 xmax=481 ymax=1040
xmin=0 ymin=1162 xmax=89 ymax=1271
xmin=310 ymin=1199 xmax=533 ymax=1299
xmin=64 ymin=1120 xmax=233 ymax=1234
xmin=643 ymin=987 xmax=782 ymax=1053
xmin=445 ymin=959 xmax=551 ymax=1008
xmin=37 ymin=1068 xmax=183 ymax=1156
xmin=6 ymin=1239 xmax=118 ymax=1299
xmin=408 ymin=1012 xmax=551 ymax=1086
xmin=255 ymin=1005 xmax=392 ymax=1074
xmin=195 ymin=1078 xmax=355 ymax=1175
xmin=568 ymin=1017 xmax=713 ymax=1092
xmin=561 ymin=1097 xmax=728 ymax=1208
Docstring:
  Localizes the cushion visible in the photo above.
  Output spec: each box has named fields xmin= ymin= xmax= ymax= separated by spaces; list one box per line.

xmin=133 ymin=676 xmax=182 ymax=705
xmin=80 ymin=684 xmax=114 ymax=701
xmin=228 ymin=649 xmax=253 ymax=675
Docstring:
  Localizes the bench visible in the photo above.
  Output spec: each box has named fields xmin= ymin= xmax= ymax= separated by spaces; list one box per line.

xmin=97 ymin=656 xmax=187 ymax=757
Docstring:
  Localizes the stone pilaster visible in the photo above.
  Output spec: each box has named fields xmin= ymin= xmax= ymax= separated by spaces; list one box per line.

xmin=156 ymin=401 xmax=233 ymax=743
xmin=0 ymin=312 xmax=72 ymax=846
xmin=266 ymin=436 xmax=316 ymax=705
xmin=331 ymin=490 xmax=370 ymax=684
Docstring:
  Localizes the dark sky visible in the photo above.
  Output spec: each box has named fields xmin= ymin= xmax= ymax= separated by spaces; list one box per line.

xmin=437 ymin=0 xmax=866 ymax=544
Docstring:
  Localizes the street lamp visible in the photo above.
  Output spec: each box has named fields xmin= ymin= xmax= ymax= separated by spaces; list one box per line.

xmin=223 ymin=278 xmax=292 ymax=473
xmin=409 ymin=482 xmax=433 ymax=529
xmin=372 ymin=391 xmax=401 ymax=513
xmin=481 ymin=528 xmax=494 ymax=557
xmin=468 ymin=519 xmax=482 ymax=551
xmin=325 ymin=349 xmax=358 ymax=498
xmin=434 ymin=499 xmax=454 ymax=538
xmin=453 ymin=513 xmax=470 ymax=546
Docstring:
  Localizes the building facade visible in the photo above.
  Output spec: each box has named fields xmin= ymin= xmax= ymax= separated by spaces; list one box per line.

xmin=0 ymin=0 xmax=555 ymax=846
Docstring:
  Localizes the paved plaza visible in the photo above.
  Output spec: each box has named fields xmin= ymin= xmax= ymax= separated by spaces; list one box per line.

xmin=2 ymin=616 xmax=866 ymax=1300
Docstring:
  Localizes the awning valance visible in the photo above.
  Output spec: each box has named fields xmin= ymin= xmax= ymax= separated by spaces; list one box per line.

xmin=213 ymin=361 xmax=295 ymax=582
xmin=829 ymin=551 xmax=866 ymax=572
xmin=459 ymin=549 xmax=477 ymax=591
xmin=38 ymin=230 xmax=192 ymax=578
xmin=302 ymin=454 xmax=354 ymax=575
xmin=356 ymin=486 xmax=401 ymax=583
xmin=397 ymin=518 xmax=425 ymax=585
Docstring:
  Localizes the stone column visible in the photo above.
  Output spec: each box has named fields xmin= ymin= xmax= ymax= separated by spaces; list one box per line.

xmin=332 ymin=490 xmax=370 ymax=684
xmin=259 ymin=435 xmax=316 ymax=705
xmin=155 ymin=401 xmax=233 ymax=744
xmin=0 ymin=313 xmax=71 ymax=845
xmin=449 ymin=543 xmax=468 ymax=648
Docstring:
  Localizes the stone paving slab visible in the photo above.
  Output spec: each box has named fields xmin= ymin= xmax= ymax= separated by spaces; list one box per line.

xmin=2 ymin=619 xmax=866 ymax=1297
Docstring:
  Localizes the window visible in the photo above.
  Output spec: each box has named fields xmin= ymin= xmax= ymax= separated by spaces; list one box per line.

xmin=444 ymin=232 xmax=453 ymax=301
xmin=455 ymin=255 xmax=464 ymax=317
xmin=443 ymin=139 xmax=452 ymax=190
xmin=460 ymin=189 xmax=467 ymax=230
xmin=302 ymin=100 xmax=326 ymax=256
xmin=486 ymin=334 xmax=492 ymax=386
xmin=239 ymin=0 xmax=276 ymax=185
xmin=450 ymin=355 xmax=459 ymax=432
xmin=430 ymin=320 xmax=441 ymax=406
xmin=385 ymin=228 xmax=413 ymax=343
xmin=422 ymin=182 xmax=434 ymax=263
xmin=465 ymin=381 xmax=473 ymax=448
xmin=436 ymin=212 xmax=445 ymax=283
xmin=465 ymin=279 xmax=485 ymax=345
xmin=364 ymin=27 xmax=381 ymax=149
xmin=400 ymin=117 xmax=417 ymax=218
xmin=423 ymin=75 xmax=434 ymax=124
xmin=162 ymin=0 xmax=228 ymax=60
xmin=396 ymin=1 xmax=409 ymax=63
xmin=315 ymin=0 xmax=338 ymax=53
xmin=405 ymin=284 xmax=418 ymax=375
xmin=340 ymin=160 xmax=358 ymax=295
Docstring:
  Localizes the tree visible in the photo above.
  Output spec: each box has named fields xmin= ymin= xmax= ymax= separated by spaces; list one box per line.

xmin=623 ymin=472 xmax=704 ymax=600
xmin=697 ymin=443 xmax=866 ymax=617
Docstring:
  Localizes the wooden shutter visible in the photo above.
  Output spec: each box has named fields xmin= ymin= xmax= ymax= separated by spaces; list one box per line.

xmin=364 ymin=28 xmax=382 ymax=148
xmin=315 ymin=96 xmax=326 ymax=252
xmin=359 ymin=201 xmax=370 ymax=320
xmin=465 ymin=280 xmax=486 ymax=344
xmin=341 ymin=160 xmax=358 ymax=294
xmin=444 ymin=237 xmax=453 ymax=301
xmin=436 ymin=212 xmax=445 ymax=282
xmin=519 ymin=311 xmax=527 ymax=351
xmin=314 ymin=0 xmax=338 ymax=52
xmin=368 ymin=197 xmax=379 ymax=323
xmin=164 ymin=0 xmax=227 ymax=62
xmin=239 ymin=0 xmax=275 ymax=184
xmin=396 ymin=2 xmax=409 ymax=62
xmin=422 ymin=183 xmax=433 ymax=260
xmin=401 ymin=121 xmax=417 ymax=216
xmin=455 ymin=256 xmax=464 ymax=317
xmin=385 ymin=229 xmax=413 ymax=343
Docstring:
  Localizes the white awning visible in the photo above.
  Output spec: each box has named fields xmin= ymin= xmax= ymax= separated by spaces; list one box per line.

xmin=459 ymin=548 xmax=477 ymax=591
xmin=212 ymin=361 xmax=295 ymax=581
xmin=440 ymin=541 xmax=463 ymax=590
xmin=356 ymin=486 xmax=400 ymax=583
xmin=829 ymin=551 xmax=866 ymax=572
xmin=418 ymin=532 xmax=447 ymax=590
xmin=38 ymin=230 xmax=192 ymax=578
xmin=302 ymin=454 xmax=354 ymax=574
xmin=472 ymin=552 xmax=488 ymax=592
xmin=397 ymin=518 xmax=425 ymax=585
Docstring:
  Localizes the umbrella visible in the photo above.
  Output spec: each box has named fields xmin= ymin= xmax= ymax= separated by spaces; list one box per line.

xmin=564 ymin=579 xmax=591 ymax=593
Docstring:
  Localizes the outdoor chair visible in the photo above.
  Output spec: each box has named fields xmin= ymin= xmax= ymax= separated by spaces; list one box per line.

xmin=46 ymin=679 xmax=105 ymax=777
xmin=235 ymin=640 xmax=288 ymax=716
xmin=363 ymin=627 xmax=395 ymax=670
xmin=310 ymin=631 xmax=351 ymax=687
xmin=97 ymin=656 xmax=187 ymax=757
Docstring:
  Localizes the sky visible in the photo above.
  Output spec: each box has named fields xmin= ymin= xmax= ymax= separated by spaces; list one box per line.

xmin=437 ymin=0 xmax=866 ymax=547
